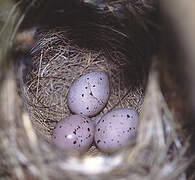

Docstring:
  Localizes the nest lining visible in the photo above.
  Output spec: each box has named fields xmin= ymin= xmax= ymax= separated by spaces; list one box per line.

xmin=20 ymin=27 xmax=144 ymax=153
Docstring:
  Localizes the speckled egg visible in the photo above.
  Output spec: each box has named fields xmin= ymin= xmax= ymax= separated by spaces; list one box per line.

xmin=52 ymin=115 xmax=94 ymax=153
xmin=94 ymin=109 xmax=139 ymax=153
xmin=67 ymin=71 xmax=110 ymax=117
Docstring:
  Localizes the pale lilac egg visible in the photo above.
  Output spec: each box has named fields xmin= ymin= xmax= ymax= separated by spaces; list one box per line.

xmin=94 ymin=109 xmax=139 ymax=153
xmin=67 ymin=71 xmax=110 ymax=117
xmin=52 ymin=115 xmax=94 ymax=153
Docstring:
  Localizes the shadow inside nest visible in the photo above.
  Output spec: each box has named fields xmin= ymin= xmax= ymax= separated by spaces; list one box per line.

xmin=17 ymin=0 xmax=156 ymax=89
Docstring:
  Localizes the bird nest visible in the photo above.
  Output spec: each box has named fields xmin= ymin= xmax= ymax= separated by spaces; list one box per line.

xmin=0 ymin=0 xmax=194 ymax=180
xmin=20 ymin=27 xmax=144 ymax=145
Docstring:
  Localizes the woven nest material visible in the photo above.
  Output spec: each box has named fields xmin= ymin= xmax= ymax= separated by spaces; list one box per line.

xmin=0 ymin=0 xmax=194 ymax=180
xmin=20 ymin=27 xmax=144 ymax=144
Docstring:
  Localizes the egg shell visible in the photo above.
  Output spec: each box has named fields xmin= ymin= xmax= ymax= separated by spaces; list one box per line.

xmin=94 ymin=109 xmax=139 ymax=153
xmin=52 ymin=115 xmax=94 ymax=153
xmin=67 ymin=71 xmax=110 ymax=117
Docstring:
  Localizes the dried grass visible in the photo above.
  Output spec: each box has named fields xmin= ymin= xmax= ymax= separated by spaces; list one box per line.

xmin=19 ymin=27 xmax=144 ymax=143
xmin=0 ymin=0 xmax=193 ymax=180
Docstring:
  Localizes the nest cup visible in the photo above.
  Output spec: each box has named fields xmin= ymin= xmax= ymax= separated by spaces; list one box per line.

xmin=0 ymin=0 xmax=192 ymax=179
xmin=21 ymin=28 xmax=145 ymax=144
xmin=20 ymin=3 xmax=151 ymax=149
